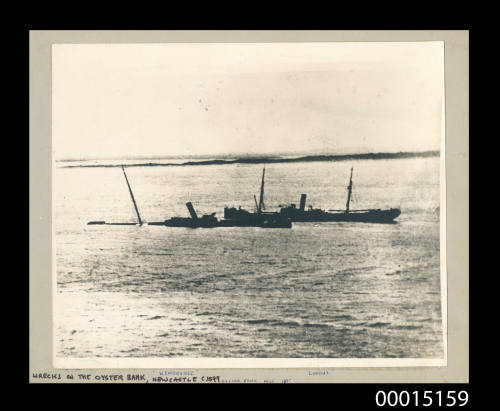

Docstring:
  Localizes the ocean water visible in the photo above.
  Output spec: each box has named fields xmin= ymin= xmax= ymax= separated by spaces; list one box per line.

xmin=54 ymin=157 xmax=443 ymax=358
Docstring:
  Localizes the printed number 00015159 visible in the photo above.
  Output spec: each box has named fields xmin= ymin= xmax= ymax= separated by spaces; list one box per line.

xmin=375 ymin=391 xmax=469 ymax=407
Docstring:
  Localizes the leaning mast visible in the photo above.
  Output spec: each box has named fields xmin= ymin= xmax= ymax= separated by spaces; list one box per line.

xmin=345 ymin=167 xmax=353 ymax=214
xmin=257 ymin=167 xmax=266 ymax=214
xmin=121 ymin=165 xmax=143 ymax=225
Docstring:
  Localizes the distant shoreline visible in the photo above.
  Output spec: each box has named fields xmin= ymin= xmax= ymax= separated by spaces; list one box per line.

xmin=60 ymin=150 xmax=439 ymax=169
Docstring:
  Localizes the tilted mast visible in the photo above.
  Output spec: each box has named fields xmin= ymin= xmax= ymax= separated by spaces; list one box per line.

xmin=345 ymin=167 xmax=353 ymax=214
xmin=258 ymin=167 xmax=266 ymax=214
xmin=254 ymin=195 xmax=259 ymax=212
xmin=121 ymin=165 xmax=143 ymax=225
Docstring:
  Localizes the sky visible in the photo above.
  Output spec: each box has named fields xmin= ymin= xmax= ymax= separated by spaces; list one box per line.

xmin=52 ymin=42 xmax=444 ymax=160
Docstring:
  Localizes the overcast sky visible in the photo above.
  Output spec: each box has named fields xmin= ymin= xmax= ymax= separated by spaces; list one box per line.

xmin=52 ymin=42 xmax=444 ymax=160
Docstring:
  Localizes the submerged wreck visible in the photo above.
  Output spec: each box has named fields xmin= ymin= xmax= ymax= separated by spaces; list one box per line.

xmin=223 ymin=167 xmax=292 ymax=228
xmin=87 ymin=166 xmax=292 ymax=228
xmin=279 ymin=167 xmax=401 ymax=223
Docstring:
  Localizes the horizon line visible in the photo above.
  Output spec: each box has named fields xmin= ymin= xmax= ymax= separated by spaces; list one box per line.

xmin=55 ymin=148 xmax=439 ymax=163
xmin=58 ymin=149 xmax=440 ymax=169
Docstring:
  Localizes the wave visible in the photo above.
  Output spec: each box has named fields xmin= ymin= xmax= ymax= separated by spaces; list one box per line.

xmin=391 ymin=325 xmax=423 ymax=330
xmin=147 ymin=315 xmax=165 ymax=320
xmin=330 ymin=314 xmax=355 ymax=321
xmin=138 ymin=252 xmax=175 ymax=256
xmin=195 ymin=311 xmax=214 ymax=316
xmin=119 ymin=348 xmax=139 ymax=353
xmin=302 ymin=323 xmax=329 ymax=329
xmin=367 ymin=321 xmax=391 ymax=328
xmin=246 ymin=319 xmax=300 ymax=327
xmin=246 ymin=318 xmax=332 ymax=329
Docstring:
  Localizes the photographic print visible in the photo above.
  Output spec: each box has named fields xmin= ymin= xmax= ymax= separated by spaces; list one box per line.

xmin=52 ymin=42 xmax=445 ymax=367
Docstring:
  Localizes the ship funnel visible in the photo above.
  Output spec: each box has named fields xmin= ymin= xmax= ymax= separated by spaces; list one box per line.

xmin=299 ymin=194 xmax=307 ymax=211
xmin=186 ymin=202 xmax=198 ymax=220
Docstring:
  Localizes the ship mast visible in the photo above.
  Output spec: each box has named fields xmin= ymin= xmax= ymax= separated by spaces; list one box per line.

xmin=345 ymin=167 xmax=353 ymax=214
xmin=121 ymin=165 xmax=143 ymax=225
xmin=258 ymin=167 xmax=265 ymax=214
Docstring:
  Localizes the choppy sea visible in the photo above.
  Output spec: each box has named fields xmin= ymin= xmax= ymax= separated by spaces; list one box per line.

xmin=54 ymin=156 xmax=443 ymax=358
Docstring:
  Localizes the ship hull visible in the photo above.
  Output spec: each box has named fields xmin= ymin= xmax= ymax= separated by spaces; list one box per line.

xmin=223 ymin=207 xmax=292 ymax=228
xmin=148 ymin=216 xmax=292 ymax=228
xmin=280 ymin=208 xmax=401 ymax=223
xmin=218 ymin=219 xmax=292 ymax=228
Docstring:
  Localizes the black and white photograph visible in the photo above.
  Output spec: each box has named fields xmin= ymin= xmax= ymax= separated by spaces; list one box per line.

xmin=52 ymin=41 xmax=446 ymax=368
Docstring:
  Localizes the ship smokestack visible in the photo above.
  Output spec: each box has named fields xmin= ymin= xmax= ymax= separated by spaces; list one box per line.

xmin=299 ymin=194 xmax=307 ymax=211
xmin=186 ymin=202 xmax=198 ymax=220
